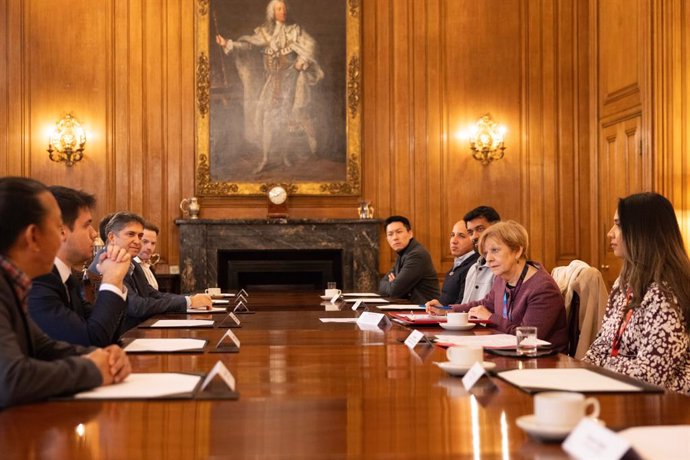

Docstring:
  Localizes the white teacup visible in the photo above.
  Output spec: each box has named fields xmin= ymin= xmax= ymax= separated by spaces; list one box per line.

xmin=534 ymin=392 xmax=600 ymax=428
xmin=325 ymin=288 xmax=342 ymax=298
xmin=446 ymin=345 xmax=483 ymax=366
xmin=205 ymin=287 xmax=221 ymax=296
xmin=446 ymin=312 xmax=469 ymax=326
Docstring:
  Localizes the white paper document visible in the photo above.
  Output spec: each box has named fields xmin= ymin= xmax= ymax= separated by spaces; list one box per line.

xmin=377 ymin=304 xmax=425 ymax=310
xmin=187 ymin=306 xmax=227 ymax=314
xmin=74 ymin=373 xmax=201 ymax=399
xmin=342 ymin=293 xmax=381 ymax=297
xmin=150 ymin=319 xmax=214 ymax=328
xmin=342 ymin=298 xmax=389 ymax=303
xmin=124 ymin=338 xmax=206 ymax=353
xmin=618 ymin=425 xmax=690 ymax=460
xmin=212 ymin=299 xmax=230 ymax=305
xmin=319 ymin=317 xmax=358 ymax=323
xmin=498 ymin=368 xmax=643 ymax=392
xmin=435 ymin=334 xmax=550 ymax=349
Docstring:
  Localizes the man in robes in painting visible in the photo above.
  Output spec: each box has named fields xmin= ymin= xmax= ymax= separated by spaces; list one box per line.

xmin=216 ymin=0 xmax=324 ymax=174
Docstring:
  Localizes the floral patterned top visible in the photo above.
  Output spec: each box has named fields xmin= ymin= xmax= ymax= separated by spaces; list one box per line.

xmin=583 ymin=280 xmax=690 ymax=394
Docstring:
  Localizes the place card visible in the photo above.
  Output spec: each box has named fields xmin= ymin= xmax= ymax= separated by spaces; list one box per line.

xmin=330 ymin=292 xmax=341 ymax=304
xmin=563 ymin=418 xmax=631 ymax=460
xmin=218 ymin=312 xmax=242 ymax=328
xmin=356 ymin=311 xmax=391 ymax=329
xmin=216 ymin=329 xmax=241 ymax=350
xmin=200 ymin=361 xmax=236 ymax=392
xmin=404 ymin=329 xmax=425 ymax=349
xmin=462 ymin=362 xmax=487 ymax=391
xmin=233 ymin=300 xmax=250 ymax=313
xmin=238 ymin=288 xmax=248 ymax=297
xmin=350 ymin=300 xmax=364 ymax=311
xmin=228 ymin=312 xmax=241 ymax=325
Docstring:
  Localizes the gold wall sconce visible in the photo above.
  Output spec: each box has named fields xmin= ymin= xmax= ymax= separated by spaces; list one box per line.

xmin=47 ymin=113 xmax=86 ymax=166
xmin=462 ymin=113 xmax=507 ymax=165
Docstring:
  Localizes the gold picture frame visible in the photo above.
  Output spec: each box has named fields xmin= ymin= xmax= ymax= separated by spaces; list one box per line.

xmin=195 ymin=0 xmax=361 ymax=196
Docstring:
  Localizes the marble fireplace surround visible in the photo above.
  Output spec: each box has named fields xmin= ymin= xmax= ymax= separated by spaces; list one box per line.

xmin=176 ymin=219 xmax=382 ymax=293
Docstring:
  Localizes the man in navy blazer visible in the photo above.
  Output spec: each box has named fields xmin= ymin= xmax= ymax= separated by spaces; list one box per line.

xmin=89 ymin=212 xmax=212 ymax=331
xmin=28 ymin=186 xmax=130 ymax=347
xmin=435 ymin=220 xmax=479 ymax=305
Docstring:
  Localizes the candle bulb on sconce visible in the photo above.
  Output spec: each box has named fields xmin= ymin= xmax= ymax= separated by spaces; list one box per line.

xmin=460 ymin=113 xmax=507 ymax=165
xmin=47 ymin=113 xmax=87 ymax=166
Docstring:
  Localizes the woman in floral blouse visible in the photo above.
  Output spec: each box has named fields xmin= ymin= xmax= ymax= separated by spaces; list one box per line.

xmin=584 ymin=192 xmax=690 ymax=394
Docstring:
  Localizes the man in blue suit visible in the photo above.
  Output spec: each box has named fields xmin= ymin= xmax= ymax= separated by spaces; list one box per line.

xmin=28 ymin=186 xmax=130 ymax=346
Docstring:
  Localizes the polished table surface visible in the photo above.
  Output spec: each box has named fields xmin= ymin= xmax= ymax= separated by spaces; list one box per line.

xmin=2 ymin=292 xmax=690 ymax=459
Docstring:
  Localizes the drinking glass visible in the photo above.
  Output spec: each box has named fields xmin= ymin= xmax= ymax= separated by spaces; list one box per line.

xmin=516 ymin=326 xmax=538 ymax=356
xmin=327 ymin=282 xmax=337 ymax=290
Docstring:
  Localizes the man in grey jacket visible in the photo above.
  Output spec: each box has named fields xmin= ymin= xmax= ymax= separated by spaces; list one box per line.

xmin=379 ymin=215 xmax=440 ymax=304
xmin=0 ymin=177 xmax=130 ymax=409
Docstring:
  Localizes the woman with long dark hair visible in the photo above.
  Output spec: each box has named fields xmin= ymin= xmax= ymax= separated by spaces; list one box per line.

xmin=584 ymin=192 xmax=690 ymax=393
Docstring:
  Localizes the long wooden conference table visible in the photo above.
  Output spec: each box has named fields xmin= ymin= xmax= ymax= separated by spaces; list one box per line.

xmin=2 ymin=291 xmax=690 ymax=459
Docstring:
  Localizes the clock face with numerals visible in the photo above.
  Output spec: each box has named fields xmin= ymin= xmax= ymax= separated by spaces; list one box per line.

xmin=268 ymin=186 xmax=288 ymax=205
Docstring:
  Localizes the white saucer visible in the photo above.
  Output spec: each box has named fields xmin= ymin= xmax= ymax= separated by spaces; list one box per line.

xmin=320 ymin=295 xmax=339 ymax=301
xmin=516 ymin=415 xmax=604 ymax=442
xmin=439 ymin=322 xmax=476 ymax=331
xmin=434 ymin=360 xmax=496 ymax=376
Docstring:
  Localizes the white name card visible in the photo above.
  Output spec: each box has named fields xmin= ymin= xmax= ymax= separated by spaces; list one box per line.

xmin=200 ymin=361 xmax=236 ymax=392
xmin=462 ymin=362 xmax=486 ymax=391
xmin=357 ymin=311 xmax=386 ymax=327
xmin=563 ymin=418 xmax=631 ymax=460
xmin=351 ymin=300 xmax=364 ymax=311
xmin=404 ymin=329 xmax=425 ymax=349
xmin=236 ymin=293 xmax=248 ymax=304
xmin=233 ymin=300 xmax=249 ymax=312
xmin=330 ymin=293 xmax=341 ymax=304
xmin=229 ymin=312 xmax=241 ymax=326
xmin=238 ymin=289 xmax=248 ymax=297
xmin=216 ymin=329 xmax=241 ymax=349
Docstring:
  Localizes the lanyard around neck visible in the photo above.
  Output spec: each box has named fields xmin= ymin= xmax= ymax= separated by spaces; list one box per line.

xmin=502 ymin=262 xmax=530 ymax=320
xmin=611 ymin=290 xmax=634 ymax=357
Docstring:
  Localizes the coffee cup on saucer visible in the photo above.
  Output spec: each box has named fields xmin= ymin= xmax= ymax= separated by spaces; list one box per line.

xmin=446 ymin=312 xmax=469 ymax=327
xmin=205 ymin=287 xmax=221 ymax=296
xmin=534 ymin=391 xmax=600 ymax=428
xmin=325 ymin=288 xmax=342 ymax=298
xmin=446 ymin=345 xmax=483 ymax=367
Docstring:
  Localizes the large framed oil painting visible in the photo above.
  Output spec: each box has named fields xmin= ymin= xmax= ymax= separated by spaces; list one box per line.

xmin=195 ymin=0 xmax=361 ymax=195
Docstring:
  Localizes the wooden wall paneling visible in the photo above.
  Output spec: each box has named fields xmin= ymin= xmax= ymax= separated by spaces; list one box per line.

xmin=25 ymin=0 xmax=105 ymax=200
xmin=424 ymin=0 xmax=446 ymax=270
xmin=590 ymin=0 xmax=650 ymax=283
xmin=651 ymin=0 xmax=690 ymax=252
xmin=576 ymin=0 xmax=593 ymax=264
xmin=443 ymin=0 xmax=522 ymax=255
xmin=0 ymin=0 xmax=21 ymax=175
xmin=166 ymin=0 xmax=195 ymax=266
xmin=410 ymin=0 xmax=437 ymax=265
xmin=598 ymin=0 xmax=643 ymax=119
xmin=389 ymin=0 xmax=413 ymax=227
xmin=555 ymin=0 xmax=580 ymax=267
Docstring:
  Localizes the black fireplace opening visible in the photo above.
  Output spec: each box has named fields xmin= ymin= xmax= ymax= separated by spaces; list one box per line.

xmin=217 ymin=249 xmax=343 ymax=291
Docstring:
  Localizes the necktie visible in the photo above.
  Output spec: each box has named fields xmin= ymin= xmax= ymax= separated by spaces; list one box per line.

xmin=65 ymin=274 xmax=83 ymax=313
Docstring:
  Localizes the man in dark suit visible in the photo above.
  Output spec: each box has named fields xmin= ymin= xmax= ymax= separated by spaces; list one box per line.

xmin=435 ymin=220 xmax=479 ymax=305
xmin=89 ymin=212 xmax=212 ymax=330
xmin=378 ymin=215 xmax=440 ymax=304
xmin=28 ymin=186 xmax=130 ymax=346
xmin=0 ymin=177 xmax=130 ymax=408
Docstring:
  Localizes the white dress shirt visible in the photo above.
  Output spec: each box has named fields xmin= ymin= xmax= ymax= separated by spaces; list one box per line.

xmin=133 ymin=256 xmax=159 ymax=290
